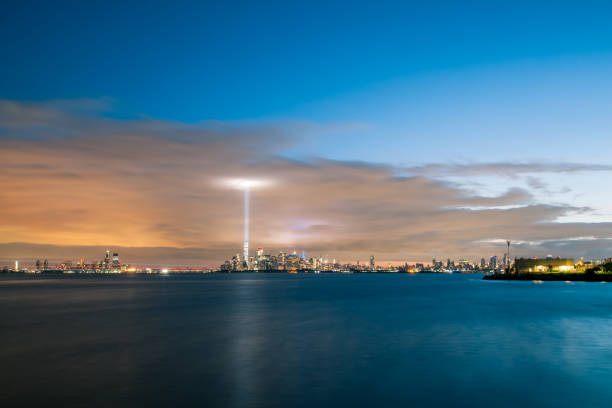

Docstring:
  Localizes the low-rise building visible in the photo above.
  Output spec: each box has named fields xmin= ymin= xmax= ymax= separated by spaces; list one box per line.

xmin=515 ymin=257 xmax=575 ymax=273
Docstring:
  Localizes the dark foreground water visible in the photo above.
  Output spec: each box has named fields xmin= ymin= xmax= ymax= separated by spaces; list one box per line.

xmin=2 ymin=273 xmax=612 ymax=407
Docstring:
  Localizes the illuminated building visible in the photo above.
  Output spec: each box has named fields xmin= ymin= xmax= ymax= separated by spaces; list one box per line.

xmin=286 ymin=254 xmax=299 ymax=270
xmin=279 ymin=252 xmax=286 ymax=270
xmin=515 ymin=258 xmax=575 ymax=273
xmin=370 ymin=255 xmax=375 ymax=270
xmin=255 ymin=247 xmax=264 ymax=270
xmin=309 ymin=257 xmax=318 ymax=270
xmin=489 ymin=256 xmax=497 ymax=270
xmin=231 ymin=253 xmax=241 ymax=271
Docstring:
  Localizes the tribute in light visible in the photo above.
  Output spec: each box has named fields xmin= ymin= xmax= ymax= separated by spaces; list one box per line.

xmin=220 ymin=178 xmax=272 ymax=267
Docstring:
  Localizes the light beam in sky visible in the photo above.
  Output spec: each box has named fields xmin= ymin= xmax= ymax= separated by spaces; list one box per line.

xmin=222 ymin=178 xmax=270 ymax=190
xmin=243 ymin=188 xmax=249 ymax=263
xmin=220 ymin=178 xmax=272 ymax=266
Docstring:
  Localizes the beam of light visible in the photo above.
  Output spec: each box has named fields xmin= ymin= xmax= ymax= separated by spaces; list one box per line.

xmin=221 ymin=178 xmax=271 ymax=190
xmin=218 ymin=178 xmax=273 ymax=267
xmin=244 ymin=189 xmax=249 ymax=262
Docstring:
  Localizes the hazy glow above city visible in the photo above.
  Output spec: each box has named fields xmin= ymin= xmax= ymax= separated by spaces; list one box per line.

xmin=220 ymin=178 xmax=274 ymax=191
xmin=2 ymin=2 xmax=612 ymax=265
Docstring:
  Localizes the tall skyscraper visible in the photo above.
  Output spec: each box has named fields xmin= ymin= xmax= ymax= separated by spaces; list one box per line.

xmin=255 ymin=247 xmax=264 ymax=270
xmin=489 ymin=255 xmax=497 ymax=269
xmin=370 ymin=255 xmax=375 ymax=270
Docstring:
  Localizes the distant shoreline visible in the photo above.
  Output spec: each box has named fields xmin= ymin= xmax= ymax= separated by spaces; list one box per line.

xmin=483 ymin=273 xmax=612 ymax=282
xmin=0 ymin=270 xmax=473 ymax=276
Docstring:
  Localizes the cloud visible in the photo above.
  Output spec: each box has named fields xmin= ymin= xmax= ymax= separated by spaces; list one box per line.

xmin=1 ymin=99 xmax=612 ymax=265
xmin=408 ymin=162 xmax=612 ymax=177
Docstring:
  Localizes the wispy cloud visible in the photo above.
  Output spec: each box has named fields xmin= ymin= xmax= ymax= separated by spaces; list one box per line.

xmin=408 ymin=162 xmax=612 ymax=177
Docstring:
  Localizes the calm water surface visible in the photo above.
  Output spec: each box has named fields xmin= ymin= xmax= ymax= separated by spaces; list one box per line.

xmin=2 ymin=273 xmax=612 ymax=407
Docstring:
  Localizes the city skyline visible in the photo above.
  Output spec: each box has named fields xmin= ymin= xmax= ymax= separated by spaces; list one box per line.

xmin=3 ymin=2 xmax=612 ymax=264
xmin=5 ymin=242 xmax=596 ymax=278
xmin=0 ymin=239 xmax=598 ymax=270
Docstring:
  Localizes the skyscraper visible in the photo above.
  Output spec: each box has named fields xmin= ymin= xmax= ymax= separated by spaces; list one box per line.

xmin=370 ymin=255 xmax=375 ymax=270
xmin=489 ymin=255 xmax=497 ymax=270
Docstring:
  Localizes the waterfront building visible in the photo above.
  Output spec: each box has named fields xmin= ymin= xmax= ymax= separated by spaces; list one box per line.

xmin=515 ymin=257 xmax=575 ymax=273
xmin=286 ymin=254 xmax=299 ymax=270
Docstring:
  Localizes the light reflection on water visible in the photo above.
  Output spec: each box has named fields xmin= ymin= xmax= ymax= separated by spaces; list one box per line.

xmin=1 ymin=274 xmax=612 ymax=407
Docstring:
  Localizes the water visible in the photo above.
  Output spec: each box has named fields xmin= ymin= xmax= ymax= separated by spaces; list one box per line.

xmin=2 ymin=273 xmax=612 ymax=407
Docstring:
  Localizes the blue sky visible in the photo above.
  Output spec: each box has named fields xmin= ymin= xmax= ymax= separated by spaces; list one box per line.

xmin=3 ymin=1 xmax=612 ymax=121
xmin=2 ymin=1 xmax=612 ymax=263
xmin=4 ymin=1 xmax=612 ymax=164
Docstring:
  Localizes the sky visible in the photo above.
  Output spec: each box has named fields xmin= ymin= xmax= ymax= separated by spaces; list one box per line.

xmin=2 ymin=1 xmax=612 ymax=265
